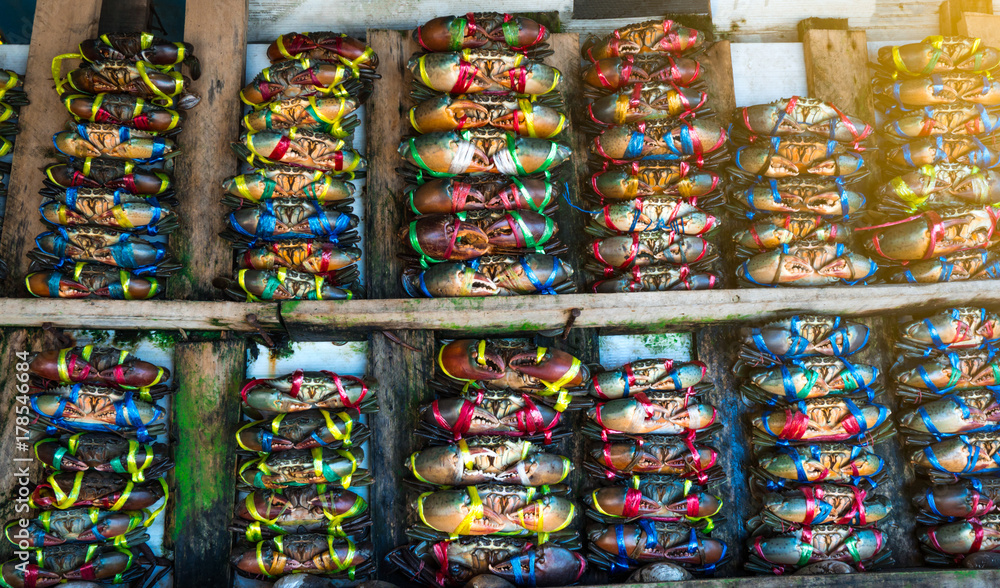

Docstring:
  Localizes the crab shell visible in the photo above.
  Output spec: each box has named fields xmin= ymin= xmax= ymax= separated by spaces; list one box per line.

xmin=585 ymin=485 xmax=722 ymax=520
xmin=919 ymin=518 xmax=1000 ymax=555
xmin=489 ymin=546 xmax=586 ymax=587
xmin=587 ymin=522 xmax=727 ymax=565
xmin=899 ymin=307 xmax=1000 ymax=351
xmin=29 ymin=347 xmax=168 ymax=388
xmin=912 ymin=480 xmax=997 ymax=519
xmin=898 ymin=390 xmax=1000 ymax=435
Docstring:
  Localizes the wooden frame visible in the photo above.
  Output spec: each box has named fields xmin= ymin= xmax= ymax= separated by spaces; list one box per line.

xmin=3 ymin=2 xmax=1000 ymax=586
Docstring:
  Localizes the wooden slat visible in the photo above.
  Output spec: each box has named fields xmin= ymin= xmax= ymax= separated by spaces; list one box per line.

xmin=0 ymin=328 xmax=45 ymax=562
xmin=801 ymin=28 xmax=875 ymax=123
xmin=580 ymin=569 xmax=1000 ymax=587
xmin=165 ymin=0 xmax=248 ymax=299
xmin=363 ymin=30 xmax=409 ymax=300
xmin=957 ymin=11 xmax=1000 ymax=41
xmin=369 ymin=330 xmax=436 ymax=580
xmin=549 ymin=33 xmax=590 ymax=292
xmin=12 ymin=279 xmax=1000 ymax=332
xmin=170 ymin=338 xmax=245 ymax=587
xmin=0 ymin=299 xmax=278 ymax=330
xmin=0 ymin=0 xmax=103 ymax=297
xmin=940 ymin=0 xmax=955 ymax=34
xmin=861 ymin=317 xmax=922 ymax=567
xmin=98 ymin=0 xmax=151 ymax=33
xmin=279 ymin=280 xmax=1000 ymax=334
xmin=695 ymin=326 xmax=753 ymax=575
xmin=573 ymin=0 xmax=710 ymax=19
xmin=699 ymin=40 xmax=737 ymax=286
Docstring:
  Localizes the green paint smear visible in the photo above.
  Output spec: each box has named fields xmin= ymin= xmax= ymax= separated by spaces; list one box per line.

xmin=172 ymin=343 xmax=242 ymax=540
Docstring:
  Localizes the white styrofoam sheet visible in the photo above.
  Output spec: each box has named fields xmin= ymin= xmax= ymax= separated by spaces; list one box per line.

xmin=597 ymin=333 xmax=694 ymax=369
xmin=65 ymin=331 xmax=175 ymax=587
xmin=0 ymin=44 xmax=28 ymax=72
xmin=244 ymin=44 xmax=367 ymax=287
xmin=731 ymin=42 xmax=808 ymax=107
xmin=238 ymin=340 xmax=370 ymax=588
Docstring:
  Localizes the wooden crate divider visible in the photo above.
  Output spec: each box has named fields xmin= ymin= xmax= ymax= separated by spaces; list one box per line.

xmin=0 ymin=0 xmax=103 ymax=297
xmin=167 ymin=0 xmax=249 ymax=299
xmin=171 ymin=338 xmax=246 ymax=586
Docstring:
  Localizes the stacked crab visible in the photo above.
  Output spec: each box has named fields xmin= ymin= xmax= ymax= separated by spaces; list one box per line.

xmin=218 ymin=33 xmax=379 ymax=301
xmin=582 ymin=358 xmax=729 ymax=576
xmin=867 ymin=36 xmax=1000 ymax=282
xmin=728 ymin=99 xmax=877 ymax=287
xmin=737 ymin=316 xmax=897 ymax=574
xmin=581 ymin=19 xmax=728 ymax=292
xmin=388 ymin=338 xmax=588 ymax=587
xmin=232 ymin=369 xmax=380 ymax=581
xmin=0 ymin=67 xmax=27 ymax=279
xmin=399 ymin=14 xmax=577 ymax=298
xmin=1 ymin=345 xmax=173 ymax=587
xmin=24 ymin=33 xmax=201 ymax=299
xmin=891 ymin=308 xmax=1000 ymax=565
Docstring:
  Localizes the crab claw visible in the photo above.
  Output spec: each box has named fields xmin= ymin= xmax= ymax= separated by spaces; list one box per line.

xmin=402 ymin=263 xmax=500 ymax=298
xmin=490 ymin=547 xmax=586 ymax=587
xmin=409 ymin=96 xmax=491 ymax=133
xmin=437 ymin=339 xmax=506 ymax=381
xmin=34 ymin=440 xmax=90 ymax=471
xmin=507 ymin=347 xmax=589 ymax=388
xmin=403 ymin=215 xmax=490 ymax=261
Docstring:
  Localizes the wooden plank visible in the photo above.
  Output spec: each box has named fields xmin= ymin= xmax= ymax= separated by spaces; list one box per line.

xmin=364 ymin=29 xmax=409 ymax=300
xmin=802 ymin=28 xmax=875 ymax=124
xmin=858 ymin=317 xmax=922 ymax=568
xmin=170 ymin=338 xmax=245 ymax=587
xmin=797 ymin=17 xmax=849 ymax=40
xmin=369 ymin=330 xmax=436 ymax=580
xmin=0 ymin=0 xmax=103 ymax=297
xmin=578 ymin=569 xmax=1000 ymax=587
xmin=0 ymin=328 xmax=45 ymax=562
xmin=695 ymin=326 xmax=753 ymax=575
xmin=573 ymin=0 xmax=710 ymax=19
xmin=98 ymin=0 xmax=151 ymax=33
xmin=165 ymin=0 xmax=248 ymax=300
xmin=0 ymin=299 xmax=279 ymax=331
xmin=958 ymin=11 xmax=1000 ymax=42
xmin=548 ymin=33 xmax=589 ymax=292
xmin=940 ymin=0 xmax=955 ymax=34
xmin=279 ymin=280 xmax=1000 ymax=333
xmin=699 ymin=40 xmax=737 ymax=287
xmin=16 ymin=278 xmax=1000 ymax=332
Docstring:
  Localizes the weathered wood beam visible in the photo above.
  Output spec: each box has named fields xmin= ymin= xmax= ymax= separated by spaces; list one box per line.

xmin=170 ymin=338 xmax=245 ymax=587
xmin=0 ymin=299 xmax=279 ymax=331
xmin=0 ymin=329 xmax=46 ymax=561
xmin=98 ymin=0 xmax=152 ymax=33
xmin=801 ymin=27 xmax=874 ymax=123
xmin=958 ymin=11 xmax=1000 ymax=42
xmin=0 ymin=0 xmax=103 ymax=296
xmin=8 ymin=279 xmax=1000 ymax=332
xmin=279 ymin=280 xmax=1000 ymax=334
xmin=166 ymin=0 xmax=248 ymax=299
xmin=364 ymin=30 xmax=410 ymax=300
xmin=369 ymin=330 xmax=435 ymax=580
xmin=579 ymin=569 xmax=1000 ymax=587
